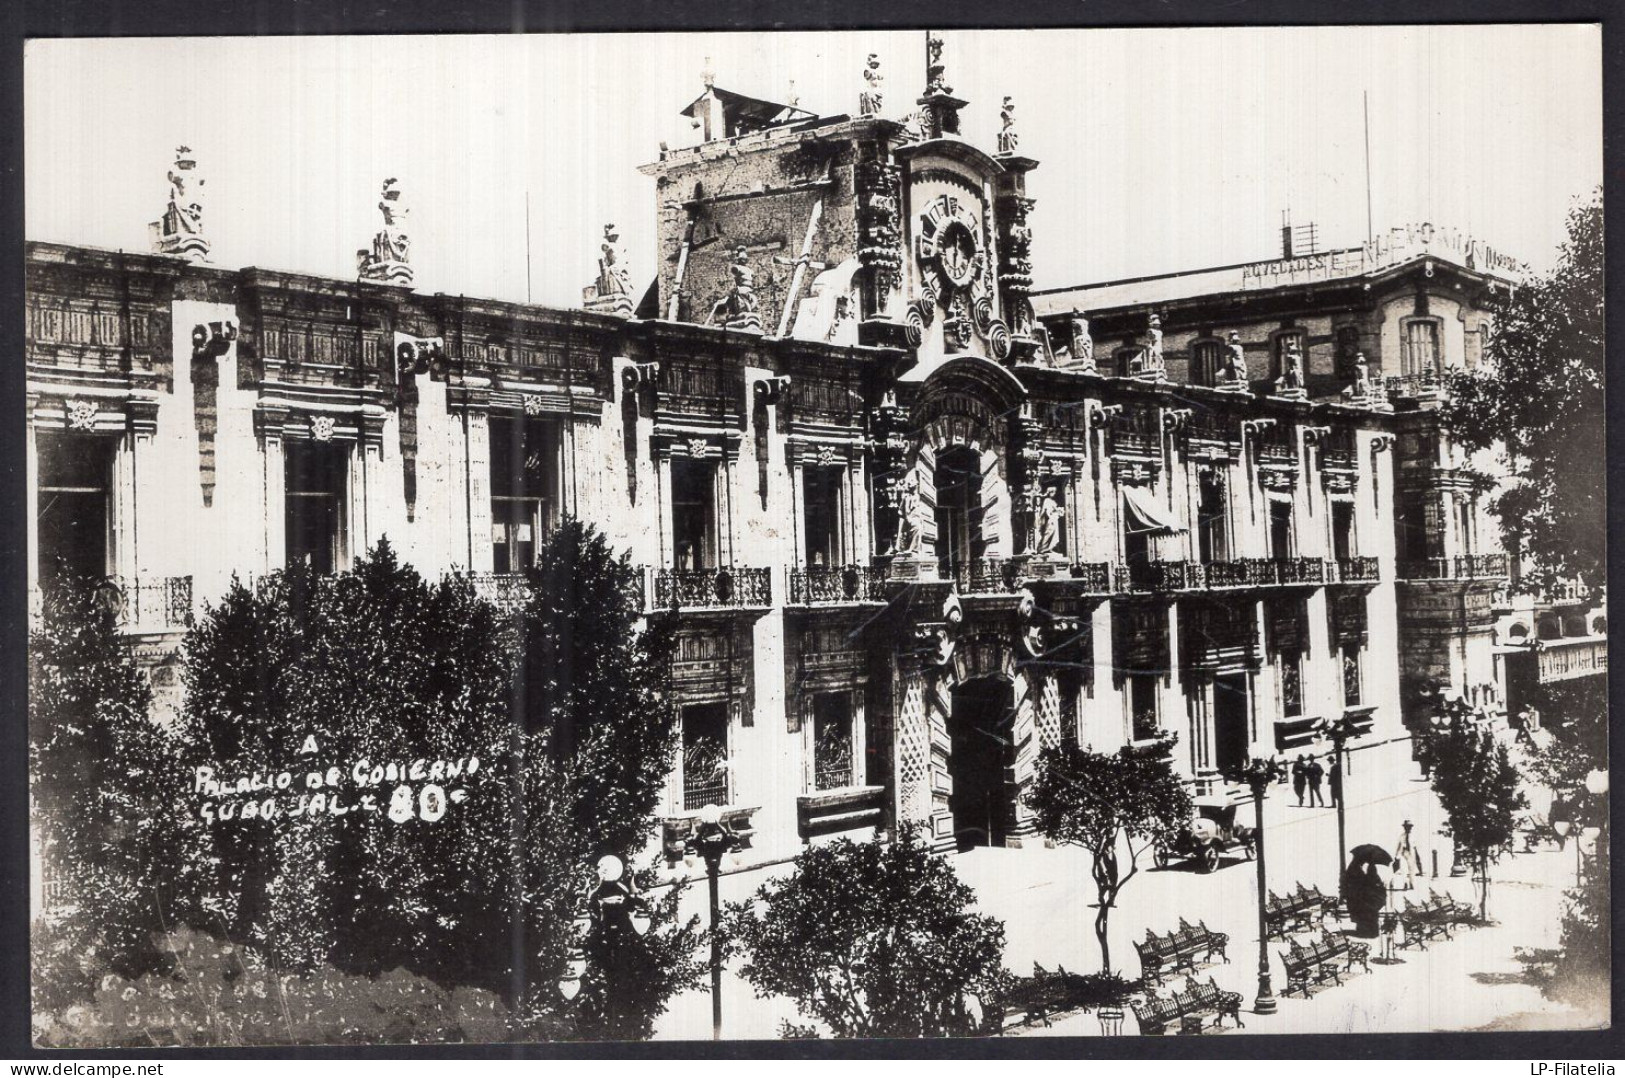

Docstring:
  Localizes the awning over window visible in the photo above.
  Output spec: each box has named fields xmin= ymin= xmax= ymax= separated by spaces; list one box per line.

xmin=1122 ymin=483 xmax=1186 ymax=535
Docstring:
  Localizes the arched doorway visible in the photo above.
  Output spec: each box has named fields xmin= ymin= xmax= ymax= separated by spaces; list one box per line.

xmin=948 ymin=677 xmax=1016 ymax=850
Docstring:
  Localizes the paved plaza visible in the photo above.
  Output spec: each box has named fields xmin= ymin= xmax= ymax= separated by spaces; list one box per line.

xmin=652 ymin=742 xmax=1602 ymax=1040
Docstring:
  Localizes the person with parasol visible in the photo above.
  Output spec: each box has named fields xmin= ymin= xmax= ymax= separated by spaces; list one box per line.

xmin=1341 ymin=843 xmax=1395 ymax=938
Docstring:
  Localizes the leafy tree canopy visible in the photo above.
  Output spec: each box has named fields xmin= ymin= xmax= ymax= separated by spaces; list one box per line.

xmin=1441 ymin=191 xmax=1604 ymax=593
xmin=722 ymin=826 xmax=1008 ymax=1038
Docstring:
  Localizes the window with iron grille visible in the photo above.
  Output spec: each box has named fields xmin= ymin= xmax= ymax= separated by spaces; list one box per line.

xmin=1280 ymin=648 xmax=1304 ymax=718
xmin=1401 ymin=318 xmax=1441 ymax=376
xmin=1341 ymin=643 xmax=1363 ymax=706
xmin=811 ymin=692 xmax=855 ymax=790
xmin=681 ymin=701 xmax=730 ymax=811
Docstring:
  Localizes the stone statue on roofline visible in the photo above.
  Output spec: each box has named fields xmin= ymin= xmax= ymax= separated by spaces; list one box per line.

xmin=1273 ymin=334 xmax=1307 ymax=398
xmin=151 ymin=145 xmax=210 ymax=261
xmin=860 ymin=53 xmax=884 ymax=117
xmin=584 ymin=223 xmax=635 ymax=316
xmin=998 ymin=96 xmax=1018 ymax=155
xmin=708 ymin=245 xmax=762 ymax=331
xmin=358 ymin=178 xmax=413 ymax=285
xmin=1215 ymin=329 xmax=1248 ymax=390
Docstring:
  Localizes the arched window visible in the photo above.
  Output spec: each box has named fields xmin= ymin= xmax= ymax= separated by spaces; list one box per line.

xmin=1190 ymin=339 xmax=1224 ymax=386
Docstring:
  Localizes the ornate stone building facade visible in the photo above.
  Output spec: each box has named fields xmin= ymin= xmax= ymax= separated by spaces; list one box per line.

xmin=25 ymin=60 xmax=1516 ymax=864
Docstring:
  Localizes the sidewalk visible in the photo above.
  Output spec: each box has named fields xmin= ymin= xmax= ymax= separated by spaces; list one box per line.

xmin=651 ymin=746 xmax=1600 ymax=1039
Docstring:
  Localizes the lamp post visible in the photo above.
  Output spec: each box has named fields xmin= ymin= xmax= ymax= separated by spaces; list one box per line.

xmin=1224 ymin=753 xmax=1289 ymax=1016
xmin=1316 ymin=714 xmax=1361 ymax=877
xmin=687 ymin=803 xmax=742 ymax=1041
xmin=558 ymin=854 xmax=652 ymax=1022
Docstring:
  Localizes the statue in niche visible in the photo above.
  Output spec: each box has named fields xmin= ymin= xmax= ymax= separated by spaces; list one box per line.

xmin=1031 ymin=489 xmax=1065 ymax=556
xmin=596 ymin=224 xmax=631 ymax=298
xmin=860 ymin=53 xmax=884 ymax=117
xmin=998 ymin=97 xmax=1018 ymax=154
xmin=892 ymin=472 xmax=924 ymax=556
xmin=359 ymin=178 xmax=412 ymax=283
xmin=708 ymin=245 xmax=761 ymax=330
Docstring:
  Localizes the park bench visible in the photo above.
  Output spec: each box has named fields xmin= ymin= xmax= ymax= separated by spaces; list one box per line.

xmin=1130 ymin=975 xmax=1244 ymax=1035
xmin=1264 ymin=882 xmax=1336 ymax=940
xmin=996 ymin=963 xmax=1107 ymax=1029
xmin=1134 ymin=919 xmax=1230 ymax=985
xmin=1398 ymin=891 xmax=1471 ymax=947
xmin=1278 ymin=930 xmax=1367 ymax=998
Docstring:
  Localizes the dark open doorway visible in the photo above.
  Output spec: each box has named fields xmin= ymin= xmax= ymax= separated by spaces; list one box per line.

xmin=948 ymin=678 xmax=1016 ymax=850
xmin=1213 ymin=672 xmax=1251 ymax=775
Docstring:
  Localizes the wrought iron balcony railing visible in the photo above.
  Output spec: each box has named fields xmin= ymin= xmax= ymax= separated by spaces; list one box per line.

xmin=1385 ymin=370 xmax=1445 ymax=400
xmin=1202 ymin=557 xmax=1279 ymax=589
xmin=455 ymin=571 xmax=533 ymax=614
xmin=654 ymin=566 xmax=772 ymax=609
xmin=1397 ymin=554 xmax=1509 ymax=581
xmin=1114 ymin=560 xmax=1193 ymax=594
xmin=790 ymin=565 xmax=888 ymax=605
xmin=1277 ymin=557 xmax=1329 ymax=585
xmin=1066 ymin=561 xmax=1113 ymax=593
xmin=30 ymin=575 xmax=195 ymax=633
xmin=939 ymin=558 xmax=1022 ymax=595
xmin=1335 ymin=556 xmax=1381 ymax=584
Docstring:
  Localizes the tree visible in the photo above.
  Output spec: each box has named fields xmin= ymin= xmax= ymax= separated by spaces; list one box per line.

xmin=179 ymin=525 xmax=699 ymax=1039
xmin=30 ymin=577 xmax=202 ymax=984
xmin=721 ymin=826 xmax=1008 ymax=1038
xmin=1524 ymin=676 xmax=1607 ymax=794
xmin=1427 ymin=723 xmax=1527 ymax=919
xmin=1440 ymin=191 xmax=1604 ymax=594
xmin=1024 ymin=739 xmax=1192 ymax=973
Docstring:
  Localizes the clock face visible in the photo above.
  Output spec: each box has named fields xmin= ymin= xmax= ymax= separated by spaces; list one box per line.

xmin=916 ymin=194 xmax=984 ymax=304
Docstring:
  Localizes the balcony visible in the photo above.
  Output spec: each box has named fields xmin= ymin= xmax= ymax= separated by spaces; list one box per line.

xmin=789 ymin=564 xmax=889 ymax=605
xmin=797 ymin=785 xmax=886 ymax=840
xmin=653 ymin=566 xmax=772 ymax=610
xmin=939 ymin=558 xmax=1022 ymax=595
xmin=455 ymin=571 xmax=533 ymax=615
xmin=30 ymin=575 xmax=195 ymax=634
xmin=1397 ymin=554 xmax=1509 ymax=581
xmin=1277 ymin=557 xmax=1329 ymax=586
xmin=1201 ymin=558 xmax=1279 ymax=589
xmin=1385 ymin=370 xmax=1445 ymax=402
xmin=1114 ymin=560 xmax=1194 ymax=594
xmin=1066 ymin=560 xmax=1113 ymax=593
xmin=1335 ymin=556 xmax=1381 ymax=584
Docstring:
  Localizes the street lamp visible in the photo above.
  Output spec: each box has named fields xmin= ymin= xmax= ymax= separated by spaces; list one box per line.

xmin=1315 ymin=714 xmax=1362 ymax=877
xmin=686 ymin=803 xmax=743 ymax=1041
xmin=1223 ymin=752 xmax=1289 ymax=1017
xmin=557 ymin=854 xmax=651 ymax=1013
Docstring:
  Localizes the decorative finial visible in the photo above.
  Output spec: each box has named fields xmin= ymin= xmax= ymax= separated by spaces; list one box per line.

xmin=702 ymin=57 xmax=715 ymax=89
xmin=926 ymin=32 xmax=950 ymax=95
xmin=998 ymin=96 xmax=1018 ymax=154
xmin=786 ymin=79 xmax=798 ymax=110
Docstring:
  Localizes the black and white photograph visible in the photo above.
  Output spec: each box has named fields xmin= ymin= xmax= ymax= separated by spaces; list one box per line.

xmin=19 ymin=18 xmax=1611 ymax=1050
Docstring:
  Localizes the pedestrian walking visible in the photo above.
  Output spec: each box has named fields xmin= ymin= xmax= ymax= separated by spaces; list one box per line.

xmin=1394 ymin=820 xmax=1422 ymax=891
xmin=1306 ymin=756 xmax=1326 ymax=807
xmin=1327 ymin=753 xmax=1343 ymax=808
xmin=1292 ymin=755 xmax=1308 ymax=806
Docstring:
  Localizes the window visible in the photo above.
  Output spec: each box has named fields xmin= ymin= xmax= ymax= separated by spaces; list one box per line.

xmin=1268 ymin=498 xmax=1294 ymax=560
xmin=489 ymin=416 xmax=560 ymax=573
xmin=1197 ymin=471 xmax=1228 ymax=563
xmin=1129 ymin=673 xmax=1160 ymax=741
xmin=1395 ymin=493 xmax=1443 ymax=562
xmin=285 ymin=439 xmax=349 ymax=574
xmin=36 ymin=431 xmax=115 ymax=589
xmin=802 ymin=466 xmax=844 ymax=569
xmin=1280 ymin=649 xmax=1304 ymax=718
xmin=1341 ymin=643 xmax=1363 ymax=706
xmin=811 ymin=692 xmax=855 ymax=790
xmin=680 ymin=702 xmax=730 ymax=811
xmin=1112 ymin=347 xmax=1138 ymax=379
xmin=1401 ymin=319 xmax=1441 ymax=376
xmin=671 ymin=458 xmax=719 ymax=571
xmin=1272 ymin=331 xmax=1307 ymax=380
xmin=934 ymin=446 xmax=982 ymax=570
xmin=1191 ymin=340 xmax=1224 ymax=387
xmin=1331 ymin=500 xmax=1355 ymax=562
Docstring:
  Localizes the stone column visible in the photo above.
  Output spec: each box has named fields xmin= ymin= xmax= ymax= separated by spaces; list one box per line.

xmin=256 ymin=406 xmax=288 ymax=573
